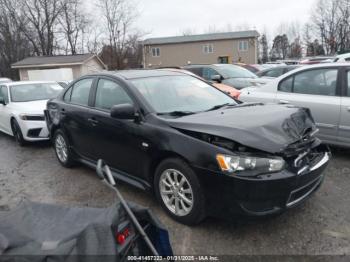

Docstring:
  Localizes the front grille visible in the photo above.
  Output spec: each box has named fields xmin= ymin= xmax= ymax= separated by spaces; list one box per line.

xmin=286 ymin=176 xmax=322 ymax=207
xmin=27 ymin=128 xmax=42 ymax=138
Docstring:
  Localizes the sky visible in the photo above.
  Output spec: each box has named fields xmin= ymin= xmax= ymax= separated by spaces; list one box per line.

xmin=135 ymin=0 xmax=317 ymax=39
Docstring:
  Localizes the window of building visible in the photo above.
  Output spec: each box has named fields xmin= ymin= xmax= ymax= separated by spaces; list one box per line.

xmin=152 ymin=47 xmax=160 ymax=57
xmin=203 ymin=44 xmax=214 ymax=54
xmin=238 ymin=41 xmax=249 ymax=52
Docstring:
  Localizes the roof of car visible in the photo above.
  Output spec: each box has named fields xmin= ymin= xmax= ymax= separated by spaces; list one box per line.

xmin=97 ymin=69 xmax=186 ymax=80
xmin=259 ymin=65 xmax=300 ymax=71
xmin=5 ymin=81 xmax=58 ymax=86
xmin=184 ymin=64 xmax=238 ymax=68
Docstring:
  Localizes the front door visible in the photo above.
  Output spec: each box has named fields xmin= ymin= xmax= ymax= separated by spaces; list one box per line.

xmin=89 ymin=77 xmax=145 ymax=179
xmin=274 ymin=68 xmax=341 ymax=143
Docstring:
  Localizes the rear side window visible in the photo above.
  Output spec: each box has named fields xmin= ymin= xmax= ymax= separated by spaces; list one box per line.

xmin=70 ymin=78 xmax=93 ymax=106
xmin=293 ymin=69 xmax=337 ymax=96
xmin=278 ymin=68 xmax=338 ymax=96
xmin=95 ymin=79 xmax=133 ymax=110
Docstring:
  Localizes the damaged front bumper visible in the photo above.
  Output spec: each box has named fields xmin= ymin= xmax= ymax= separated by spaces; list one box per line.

xmin=194 ymin=145 xmax=331 ymax=218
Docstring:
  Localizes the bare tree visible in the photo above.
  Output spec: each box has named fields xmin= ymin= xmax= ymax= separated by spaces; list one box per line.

xmin=311 ymin=0 xmax=342 ymax=55
xmin=3 ymin=0 xmax=64 ymax=56
xmin=0 ymin=0 xmax=33 ymax=79
xmin=97 ymin=0 xmax=139 ymax=69
xmin=59 ymin=0 xmax=88 ymax=54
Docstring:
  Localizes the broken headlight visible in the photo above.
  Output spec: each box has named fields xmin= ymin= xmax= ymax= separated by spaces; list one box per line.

xmin=216 ymin=154 xmax=285 ymax=176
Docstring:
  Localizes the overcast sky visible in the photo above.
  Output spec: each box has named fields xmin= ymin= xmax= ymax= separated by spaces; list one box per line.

xmin=136 ymin=0 xmax=317 ymax=39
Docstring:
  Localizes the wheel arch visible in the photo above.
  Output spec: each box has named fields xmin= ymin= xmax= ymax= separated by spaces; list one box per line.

xmin=147 ymin=151 xmax=192 ymax=189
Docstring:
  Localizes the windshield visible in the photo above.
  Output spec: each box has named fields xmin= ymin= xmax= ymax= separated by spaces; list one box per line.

xmin=10 ymin=83 xmax=63 ymax=102
xmin=131 ymin=75 xmax=236 ymax=115
xmin=216 ymin=65 xmax=257 ymax=79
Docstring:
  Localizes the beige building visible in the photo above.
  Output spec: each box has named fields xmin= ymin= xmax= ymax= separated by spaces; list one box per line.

xmin=143 ymin=30 xmax=260 ymax=68
xmin=12 ymin=54 xmax=106 ymax=81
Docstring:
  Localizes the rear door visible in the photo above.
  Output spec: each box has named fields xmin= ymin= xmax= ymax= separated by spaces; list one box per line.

xmin=274 ymin=68 xmax=341 ymax=143
xmin=60 ymin=77 xmax=96 ymax=158
xmin=339 ymin=69 xmax=350 ymax=145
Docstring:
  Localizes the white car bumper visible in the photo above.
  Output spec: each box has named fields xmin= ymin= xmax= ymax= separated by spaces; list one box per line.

xmin=17 ymin=119 xmax=49 ymax=141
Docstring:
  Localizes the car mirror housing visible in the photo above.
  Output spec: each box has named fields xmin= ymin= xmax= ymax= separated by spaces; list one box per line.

xmin=211 ymin=75 xmax=222 ymax=83
xmin=110 ymin=104 xmax=136 ymax=120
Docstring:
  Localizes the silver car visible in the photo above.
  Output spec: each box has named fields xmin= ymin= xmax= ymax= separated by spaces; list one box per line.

xmin=240 ymin=63 xmax=350 ymax=147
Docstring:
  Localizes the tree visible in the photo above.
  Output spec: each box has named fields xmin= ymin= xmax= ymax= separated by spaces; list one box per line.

xmin=259 ymin=34 xmax=269 ymax=63
xmin=290 ymin=38 xmax=302 ymax=58
xmin=310 ymin=0 xmax=350 ymax=55
xmin=97 ymin=0 xmax=140 ymax=70
xmin=0 ymin=0 xmax=32 ymax=79
xmin=271 ymin=34 xmax=289 ymax=60
xmin=59 ymin=0 xmax=88 ymax=55
xmin=307 ymin=39 xmax=325 ymax=56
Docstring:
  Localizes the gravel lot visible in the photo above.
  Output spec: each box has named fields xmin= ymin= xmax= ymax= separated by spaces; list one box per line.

xmin=0 ymin=132 xmax=349 ymax=256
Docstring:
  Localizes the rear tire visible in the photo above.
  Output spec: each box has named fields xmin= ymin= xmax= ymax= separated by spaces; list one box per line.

xmin=11 ymin=119 xmax=26 ymax=147
xmin=154 ymin=158 xmax=206 ymax=225
xmin=53 ymin=130 xmax=75 ymax=168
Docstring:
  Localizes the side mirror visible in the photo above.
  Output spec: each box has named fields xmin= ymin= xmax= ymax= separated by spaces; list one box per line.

xmin=110 ymin=104 xmax=136 ymax=120
xmin=0 ymin=97 xmax=6 ymax=105
xmin=211 ymin=74 xmax=222 ymax=83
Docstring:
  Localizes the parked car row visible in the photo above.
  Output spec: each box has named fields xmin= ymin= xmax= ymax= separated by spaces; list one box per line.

xmin=0 ymin=69 xmax=331 ymax=226
xmin=240 ymin=63 xmax=350 ymax=148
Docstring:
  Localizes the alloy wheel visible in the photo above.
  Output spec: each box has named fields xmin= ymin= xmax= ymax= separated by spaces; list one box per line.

xmin=55 ymin=134 xmax=68 ymax=163
xmin=159 ymin=169 xmax=194 ymax=216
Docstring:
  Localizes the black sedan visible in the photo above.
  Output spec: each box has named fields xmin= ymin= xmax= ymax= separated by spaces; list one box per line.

xmin=45 ymin=70 xmax=330 ymax=225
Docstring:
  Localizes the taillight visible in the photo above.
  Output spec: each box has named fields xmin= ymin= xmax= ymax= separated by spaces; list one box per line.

xmin=117 ymin=233 xmax=126 ymax=245
xmin=116 ymin=227 xmax=130 ymax=245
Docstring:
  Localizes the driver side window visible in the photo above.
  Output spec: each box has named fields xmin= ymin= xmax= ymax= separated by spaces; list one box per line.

xmin=0 ymin=86 xmax=9 ymax=103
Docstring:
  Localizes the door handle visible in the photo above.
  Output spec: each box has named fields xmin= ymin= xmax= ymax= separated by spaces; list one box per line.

xmin=347 ymin=107 xmax=350 ymax=112
xmin=279 ymin=100 xmax=290 ymax=104
xmin=88 ymin=118 xmax=99 ymax=126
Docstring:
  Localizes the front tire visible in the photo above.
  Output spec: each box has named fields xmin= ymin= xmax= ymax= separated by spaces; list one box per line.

xmin=53 ymin=130 xmax=75 ymax=168
xmin=154 ymin=158 xmax=206 ymax=225
xmin=11 ymin=119 xmax=26 ymax=146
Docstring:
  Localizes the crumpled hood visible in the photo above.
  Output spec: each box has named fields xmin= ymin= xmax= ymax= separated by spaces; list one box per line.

xmin=166 ymin=103 xmax=316 ymax=154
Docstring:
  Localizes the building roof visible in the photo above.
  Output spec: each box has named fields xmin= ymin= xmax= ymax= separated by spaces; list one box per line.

xmin=11 ymin=54 xmax=106 ymax=69
xmin=143 ymin=30 xmax=260 ymax=45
